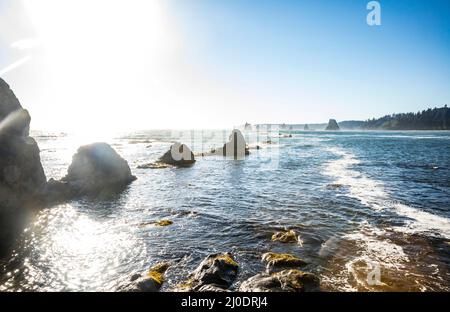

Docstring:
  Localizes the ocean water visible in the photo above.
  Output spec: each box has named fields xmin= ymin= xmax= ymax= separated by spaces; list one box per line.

xmin=1 ymin=130 xmax=449 ymax=291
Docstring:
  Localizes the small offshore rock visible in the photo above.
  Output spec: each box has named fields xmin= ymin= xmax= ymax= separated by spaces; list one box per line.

xmin=262 ymin=252 xmax=307 ymax=270
xmin=239 ymin=269 xmax=319 ymax=292
xmin=154 ymin=219 xmax=173 ymax=227
xmin=271 ymin=230 xmax=298 ymax=243
xmin=159 ymin=142 xmax=195 ymax=167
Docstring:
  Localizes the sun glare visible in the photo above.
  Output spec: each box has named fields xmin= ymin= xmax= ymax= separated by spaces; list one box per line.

xmin=22 ymin=0 xmax=180 ymax=133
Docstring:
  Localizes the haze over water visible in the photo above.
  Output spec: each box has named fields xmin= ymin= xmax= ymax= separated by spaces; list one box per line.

xmin=1 ymin=129 xmax=449 ymax=291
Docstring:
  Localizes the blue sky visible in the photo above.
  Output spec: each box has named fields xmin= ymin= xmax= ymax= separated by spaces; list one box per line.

xmin=167 ymin=0 xmax=450 ymax=121
xmin=0 ymin=0 xmax=449 ymax=130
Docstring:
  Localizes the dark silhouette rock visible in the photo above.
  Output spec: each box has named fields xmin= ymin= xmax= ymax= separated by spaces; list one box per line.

xmin=304 ymin=124 xmax=310 ymax=131
xmin=159 ymin=142 xmax=195 ymax=167
xmin=46 ymin=143 xmax=136 ymax=200
xmin=176 ymin=253 xmax=239 ymax=291
xmin=0 ymin=78 xmax=47 ymax=256
xmin=239 ymin=269 xmax=319 ymax=292
xmin=325 ymin=119 xmax=340 ymax=130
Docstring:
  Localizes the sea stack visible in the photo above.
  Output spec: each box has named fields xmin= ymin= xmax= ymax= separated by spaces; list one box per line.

xmin=304 ymin=124 xmax=310 ymax=131
xmin=159 ymin=142 xmax=196 ymax=167
xmin=325 ymin=119 xmax=340 ymax=130
xmin=47 ymin=143 xmax=137 ymax=200
xmin=0 ymin=78 xmax=47 ymax=256
xmin=222 ymin=129 xmax=249 ymax=159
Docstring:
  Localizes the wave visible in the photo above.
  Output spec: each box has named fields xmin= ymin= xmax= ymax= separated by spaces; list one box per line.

xmin=324 ymin=146 xmax=450 ymax=239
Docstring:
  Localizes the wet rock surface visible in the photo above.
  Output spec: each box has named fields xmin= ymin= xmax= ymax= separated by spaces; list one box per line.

xmin=262 ymin=252 xmax=307 ymax=270
xmin=239 ymin=269 xmax=320 ymax=292
xmin=122 ymin=262 xmax=171 ymax=292
xmin=271 ymin=230 xmax=299 ymax=243
xmin=177 ymin=253 xmax=239 ymax=292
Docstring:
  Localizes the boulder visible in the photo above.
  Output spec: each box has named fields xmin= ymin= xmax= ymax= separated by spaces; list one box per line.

xmin=177 ymin=253 xmax=239 ymax=291
xmin=0 ymin=78 xmax=47 ymax=256
xmin=271 ymin=230 xmax=299 ymax=243
xmin=262 ymin=252 xmax=307 ymax=270
xmin=159 ymin=142 xmax=195 ymax=167
xmin=325 ymin=119 xmax=340 ymax=130
xmin=47 ymin=143 xmax=136 ymax=199
xmin=122 ymin=262 xmax=170 ymax=292
xmin=239 ymin=269 xmax=320 ymax=292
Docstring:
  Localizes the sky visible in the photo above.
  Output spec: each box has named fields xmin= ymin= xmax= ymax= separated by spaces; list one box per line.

xmin=0 ymin=0 xmax=449 ymax=132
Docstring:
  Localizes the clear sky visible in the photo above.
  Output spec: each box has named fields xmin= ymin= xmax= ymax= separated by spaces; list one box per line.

xmin=0 ymin=0 xmax=449 ymax=132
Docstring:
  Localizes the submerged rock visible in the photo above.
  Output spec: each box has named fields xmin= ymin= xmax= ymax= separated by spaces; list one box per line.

xmin=154 ymin=219 xmax=173 ymax=227
xmin=271 ymin=230 xmax=299 ymax=243
xmin=325 ymin=119 xmax=340 ymax=131
xmin=0 ymin=78 xmax=47 ymax=256
xmin=137 ymin=162 xmax=172 ymax=169
xmin=123 ymin=262 xmax=171 ymax=292
xmin=159 ymin=142 xmax=195 ymax=167
xmin=239 ymin=269 xmax=319 ymax=292
xmin=177 ymin=253 xmax=239 ymax=291
xmin=46 ymin=143 xmax=136 ymax=201
xmin=262 ymin=252 xmax=307 ymax=270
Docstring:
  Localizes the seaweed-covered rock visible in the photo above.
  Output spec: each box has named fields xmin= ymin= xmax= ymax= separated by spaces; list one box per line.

xmin=177 ymin=253 xmax=239 ymax=291
xmin=239 ymin=269 xmax=319 ymax=292
xmin=123 ymin=262 xmax=170 ymax=292
xmin=271 ymin=230 xmax=299 ymax=243
xmin=0 ymin=78 xmax=47 ymax=256
xmin=262 ymin=252 xmax=307 ymax=270
xmin=159 ymin=142 xmax=195 ymax=167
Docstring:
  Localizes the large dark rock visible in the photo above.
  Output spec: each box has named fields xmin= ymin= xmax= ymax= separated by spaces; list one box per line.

xmin=239 ymin=269 xmax=320 ymax=292
xmin=325 ymin=119 xmax=340 ymax=131
xmin=51 ymin=143 xmax=136 ymax=198
xmin=0 ymin=78 xmax=47 ymax=256
xmin=177 ymin=253 xmax=239 ymax=292
xmin=159 ymin=142 xmax=195 ymax=167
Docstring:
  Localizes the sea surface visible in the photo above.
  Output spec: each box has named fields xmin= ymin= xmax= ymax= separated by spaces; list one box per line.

xmin=1 ymin=129 xmax=449 ymax=291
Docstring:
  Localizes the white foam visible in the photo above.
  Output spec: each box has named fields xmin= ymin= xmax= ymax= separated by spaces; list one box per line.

xmin=324 ymin=146 xmax=450 ymax=239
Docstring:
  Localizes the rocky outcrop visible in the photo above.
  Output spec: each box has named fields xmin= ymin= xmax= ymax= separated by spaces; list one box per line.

xmin=46 ymin=143 xmax=136 ymax=200
xmin=122 ymin=262 xmax=171 ymax=292
xmin=262 ymin=252 xmax=307 ymax=270
xmin=177 ymin=253 xmax=239 ymax=292
xmin=239 ymin=269 xmax=319 ymax=292
xmin=159 ymin=142 xmax=195 ymax=167
xmin=304 ymin=124 xmax=310 ymax=131
xmin=0 ymin=78 xmax=47 ymax=256
xmin=325 ymin=119 xmax=340 ymax=130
